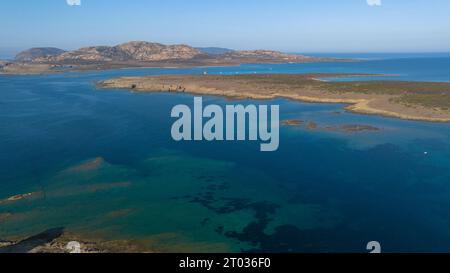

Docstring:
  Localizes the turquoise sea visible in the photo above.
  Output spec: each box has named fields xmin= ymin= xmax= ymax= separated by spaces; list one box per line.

xmin=1 ymin=55 xmax=450 ymax=252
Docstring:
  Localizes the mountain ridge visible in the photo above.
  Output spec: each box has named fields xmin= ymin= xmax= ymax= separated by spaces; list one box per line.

xmin=26 ymin=41 xmax=202 ymax=63
xmin=16 ymin=41 xmax=313 ymax=64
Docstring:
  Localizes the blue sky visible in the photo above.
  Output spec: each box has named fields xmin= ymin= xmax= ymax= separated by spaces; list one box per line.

xmin=1 ymin=0 xmax=450 ymax=57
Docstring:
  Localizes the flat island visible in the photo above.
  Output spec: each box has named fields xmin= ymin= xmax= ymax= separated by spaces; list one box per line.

xmin=99 ymin=74 xmax=450 ymax=122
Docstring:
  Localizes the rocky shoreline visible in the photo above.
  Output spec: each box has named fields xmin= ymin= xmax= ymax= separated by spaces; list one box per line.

xmin=0 ymin=228 xmax=153 ymax=253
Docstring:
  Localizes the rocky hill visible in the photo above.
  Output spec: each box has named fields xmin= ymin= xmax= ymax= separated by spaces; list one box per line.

xmin=15 ymin=47 xmax=66 ymax=62
xmin=33 ymin=41 xmax=202 ymax=63
xmin=16 ymin=42 xmax=316 ymax=64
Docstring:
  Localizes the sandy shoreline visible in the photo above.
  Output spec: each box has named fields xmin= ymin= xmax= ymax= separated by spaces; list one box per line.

xmin=98 ymin=74 xmax=450 ymax=122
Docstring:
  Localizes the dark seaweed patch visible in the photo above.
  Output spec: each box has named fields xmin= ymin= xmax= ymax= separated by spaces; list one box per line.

xmin=188 ymin=192 xmax=282 ymax=251
xmin=224 ymin=202 xmax=279 ymax=247
xmin=227 ymin=224 xmax=378 ymax=253
xmin=201 ymin=217 xmax=211 ymax=227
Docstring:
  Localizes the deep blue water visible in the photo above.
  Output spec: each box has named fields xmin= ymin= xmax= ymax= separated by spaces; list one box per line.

xmin=1 ymin=57 xmax=450 ymax=252
xmin=304 ymin=52 xmax=450 ymax=60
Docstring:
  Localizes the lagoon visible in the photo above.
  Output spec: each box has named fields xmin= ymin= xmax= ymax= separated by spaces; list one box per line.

xmin=1 ymin=56 xmax=450 ymax=252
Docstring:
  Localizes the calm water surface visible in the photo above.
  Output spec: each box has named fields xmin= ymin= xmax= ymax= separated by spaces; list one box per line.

xmin=1 ymin=57 xmax=450 ymax=252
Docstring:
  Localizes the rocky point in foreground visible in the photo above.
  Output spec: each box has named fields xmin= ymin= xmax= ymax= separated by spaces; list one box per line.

xmin=0 ymin=41 xmax=344 ymax=75
xmin=0 ymin=228 xmax=153 ymax=253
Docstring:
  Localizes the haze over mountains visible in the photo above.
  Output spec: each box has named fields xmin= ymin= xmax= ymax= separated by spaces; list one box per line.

xmin=15 ymin=47 xmax=66 ymax=62
xmin=195 ymin=47 xmax=235 ymax=55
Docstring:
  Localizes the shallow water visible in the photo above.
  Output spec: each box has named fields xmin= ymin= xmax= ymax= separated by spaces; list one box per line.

xmin=1 ymin=59 xmax=450 ymax=252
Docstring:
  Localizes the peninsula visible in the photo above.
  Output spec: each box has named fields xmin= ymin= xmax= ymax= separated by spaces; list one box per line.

xmin=99 ymin=74 xmax=450 ymax=122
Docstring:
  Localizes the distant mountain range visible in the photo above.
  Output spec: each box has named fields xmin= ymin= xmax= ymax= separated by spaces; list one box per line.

xmin=195 ymin=47 xmax=235 ymax=55
xmin=15 ymin=47 xmax=66 ymax=62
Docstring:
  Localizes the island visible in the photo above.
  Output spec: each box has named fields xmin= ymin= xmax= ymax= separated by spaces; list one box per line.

xmin=98 ymin=74 xmax=450 ymax=122
xmin=0 ymin=41 xmax=346 ymax=75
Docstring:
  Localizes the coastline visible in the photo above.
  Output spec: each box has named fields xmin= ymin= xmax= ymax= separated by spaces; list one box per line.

xmin=0 ymin=58 xmax=353 ymax=76
xmin=0 ymin=229 xmax=155 ymax=253
xmin=98 ymin=74 xmax=450 ymax=123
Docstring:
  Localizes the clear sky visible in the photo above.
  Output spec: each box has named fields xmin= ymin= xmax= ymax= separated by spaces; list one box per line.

xmin=1 ymin=0 xmax=450 ymax=57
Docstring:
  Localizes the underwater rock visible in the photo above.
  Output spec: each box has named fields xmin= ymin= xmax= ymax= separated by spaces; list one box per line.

xmin=281 ymin=119 xmax=304 ymax=126
xmin=307 ymin=122 xmax=318 ymax=130
xmin=0 ymin=192 xmax=43 ymax=205
xmin=66 ymin=157 xmax=106 ymax=173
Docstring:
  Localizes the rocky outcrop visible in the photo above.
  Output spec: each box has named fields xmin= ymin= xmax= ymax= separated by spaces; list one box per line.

xmin=0 ymin=228 xmax=64 ymax=253
xmin=117 ymin=41 xmax=201 ymax=61
xmin=0 ymin=228 xmax=153 ymax=253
